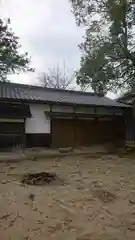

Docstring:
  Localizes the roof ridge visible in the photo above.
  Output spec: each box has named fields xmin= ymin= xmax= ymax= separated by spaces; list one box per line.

xmin=0 ymin=81 xmax=98 ymax=96
xmin=0 ymin=81 xmax=130 ymax=108
xmin=118 ymin=90 xmax=135 ymax=100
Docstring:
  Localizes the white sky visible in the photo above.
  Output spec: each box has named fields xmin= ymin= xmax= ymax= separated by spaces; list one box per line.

xmin=0 ymin=0 xmax=116 ymax=98
xmin=1 ymin=0 xmax=83 ymax=83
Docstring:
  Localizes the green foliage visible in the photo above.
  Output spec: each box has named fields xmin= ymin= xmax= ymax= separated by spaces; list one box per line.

xmin=70 ymin=0 xmax=135 ymax=94
xmin=0 ymin=19 xmax=33 ymax=81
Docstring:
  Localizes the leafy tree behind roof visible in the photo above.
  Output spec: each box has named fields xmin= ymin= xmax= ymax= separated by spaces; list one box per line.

xmin=70 ymin=0 xmax=135 ymax=94
xmin=0 ymin=18 xmax=33 ymax=81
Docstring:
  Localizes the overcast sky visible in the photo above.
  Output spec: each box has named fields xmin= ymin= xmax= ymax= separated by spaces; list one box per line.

xmin=0 ymin=0 xmax=116 ymax=98
xmin=1 ymin=0 xmax=84 ymax=85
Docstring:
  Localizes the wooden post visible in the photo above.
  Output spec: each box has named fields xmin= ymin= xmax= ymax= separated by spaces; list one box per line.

xmin=73 ymin=105 xmax=76 ymax=149
xmin=23 ymin=118 xmax=26 ymax=149
xmin=50 ymin=104 xmax=53 ymax=148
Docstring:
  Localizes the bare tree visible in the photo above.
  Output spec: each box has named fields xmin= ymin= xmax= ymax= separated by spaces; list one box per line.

xmin=79 ymin=83 xmax=91 ymax=92
xmin=39 ymin=63 xmax=76 ymax=90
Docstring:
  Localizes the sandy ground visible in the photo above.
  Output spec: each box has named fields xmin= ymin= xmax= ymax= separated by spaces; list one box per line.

xmin=0 ymin=154 xmax=135 ymax=239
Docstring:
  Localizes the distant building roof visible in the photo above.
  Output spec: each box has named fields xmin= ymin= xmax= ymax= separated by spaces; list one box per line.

xmin=0 ymin=82 xmax=130 ymax=108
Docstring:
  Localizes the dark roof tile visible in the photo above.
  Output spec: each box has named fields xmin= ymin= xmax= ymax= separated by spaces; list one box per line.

xmin=0 ymin=82 xmax=130 ymax=108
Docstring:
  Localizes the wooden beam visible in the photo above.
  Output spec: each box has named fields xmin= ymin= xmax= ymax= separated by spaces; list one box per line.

xmin=0 ymin=118 xmax=24 ymax=123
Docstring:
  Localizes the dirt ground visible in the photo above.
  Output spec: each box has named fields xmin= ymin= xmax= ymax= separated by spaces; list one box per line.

xmin=0 ymin=154 xmax=135 ymax=239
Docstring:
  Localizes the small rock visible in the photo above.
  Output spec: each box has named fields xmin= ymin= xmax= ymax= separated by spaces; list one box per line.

xmin=59 ymin=147 xmax=73 ymax=153
xmin=76 ymin=184 xmax=84 ymax=190
xmin=31 ymin=157 xmax=37 ymax=161
xmin=127 ymin=221 xmax=135 ymax=231
xmin=1 ymin=180 xmax=7 ymax=184
xmin=129 ymin=195 xmax=135 ymax=205
xmin=48 ymin=203 xmax=53 ymax=208
xmin=28 ymin=193 xmax=35 ymax=201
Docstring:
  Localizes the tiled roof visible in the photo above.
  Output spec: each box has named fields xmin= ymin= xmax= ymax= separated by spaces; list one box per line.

xmin=0 ymin=82 xmax=130 ymax=108
xmin=118 ymin=91 xmax=135 ymax=105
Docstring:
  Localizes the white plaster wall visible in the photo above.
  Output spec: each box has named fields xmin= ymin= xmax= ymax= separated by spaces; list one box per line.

xmin=75 ymin=107 xmax=94 ymax=114
xmin=25 ymin=103 xmax=117 ymax=134
xmin=52 ymin=105 xmax=94 ymax=114
xmin=25 ymin=104 xmax=50 ymax=134
xmin=96 ymin=107 xmax=114 ymax=115
xmin=52 ymin=105 xmax=73 ymax=113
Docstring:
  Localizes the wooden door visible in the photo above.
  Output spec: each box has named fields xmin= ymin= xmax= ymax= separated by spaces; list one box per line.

xmin=51 ymin=118 xmax=74 ymax=148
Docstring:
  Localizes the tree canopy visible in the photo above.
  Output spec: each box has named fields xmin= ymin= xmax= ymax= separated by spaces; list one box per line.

xmin=0 ymin=19 xmax=32 ymax=81
xmin=70 ymin=0 xmax=135 ymax=94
